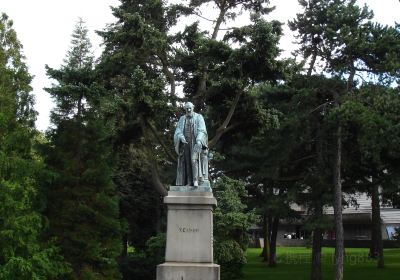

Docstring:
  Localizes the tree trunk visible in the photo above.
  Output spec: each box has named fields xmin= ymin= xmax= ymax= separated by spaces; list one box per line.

xmin=260 ymin=213 xmax=265 ymax=257
xmin=120 ymin=233 xmax=128 ymax=258
xmin=211 ymin=4 xmax=227 ymax=40
xmin=263 ymin=215 xmax=272 ymax=262
xmin=371 ymin=183 xmax=384 ymax=268
xmin=311 ymin=203 xmax=323 ymax=280
xmin=333 ymin=124 xmax=344 ymax=280
xmin=194 ymin=2 xmax=227 ymax=105
xmin=307 ymin=49 xmax=317 ymax=76
xmin=311 ymin=117 xmax=324 ymax=280
xmin=347 ymin=65 xmax=356 ymax=91
xmin=369 ymin=203 xmax=377 ymax=259
xmin=311 ymin=228 xmax=323 ymax=280
xmin=260 ymin=213 xmax=269 ymax=261
xmin=155 ymin=199 xmax=162 ymax=233
xmin=369 ymin=184 xmax=377 ymax=259
xmin=268 ymin=216 xmax=279 ymax=267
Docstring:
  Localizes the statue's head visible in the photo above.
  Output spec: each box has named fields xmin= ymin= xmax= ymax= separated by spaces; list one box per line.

xmin=184 ymin=102 xmax=194 ymax=117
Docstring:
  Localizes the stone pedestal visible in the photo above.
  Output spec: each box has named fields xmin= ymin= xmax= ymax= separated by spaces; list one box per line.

xmin=157 ymin=187 xmax=220 ymax=280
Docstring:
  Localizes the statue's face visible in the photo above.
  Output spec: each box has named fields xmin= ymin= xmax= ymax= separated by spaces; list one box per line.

xmin=185 ymin=107 xmax=194 ymax=117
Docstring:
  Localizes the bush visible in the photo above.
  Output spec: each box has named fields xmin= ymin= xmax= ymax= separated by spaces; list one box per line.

xmin=119 ymin=233 xmax=165 ymax=280
xmin=213 ymin=176 xmax=257 ymax=280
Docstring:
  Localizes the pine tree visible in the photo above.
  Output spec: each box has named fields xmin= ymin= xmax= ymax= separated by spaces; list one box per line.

xmin=43 ymin=18 xmax=122 ymax=280
xmin=290 ymin=1 xmax=400 ymax=278
xmin=0 ymin=13 xmax=70 ymax=280
xmin=96 ymin=1 xmax=283 ymax=278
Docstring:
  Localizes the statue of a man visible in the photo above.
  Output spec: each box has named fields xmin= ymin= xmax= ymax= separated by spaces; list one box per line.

xmin=174 ymin=102 xmax=209 ymax=187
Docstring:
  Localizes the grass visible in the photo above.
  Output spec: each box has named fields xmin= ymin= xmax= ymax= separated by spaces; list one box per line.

xmin=243 ymin=247 xmax=400 ymax=280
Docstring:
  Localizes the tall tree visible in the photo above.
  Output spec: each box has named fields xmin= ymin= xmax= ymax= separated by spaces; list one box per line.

xmin=43 ymin=18 xmax=122 ymax=280
xmin=242 ymin=76 xmax=341 ymax=271
xmin=95 ymin=0 xmax=280 ymax=265
xmin=339 ymin=83 xmax=400 ymax=268
xmin=96 ymin=0 xmax=278 ymax=197
xmin=0 ymin=13 xmax=70 ymax=280
xmin=289 ymin=0 xmax=400 ymax=277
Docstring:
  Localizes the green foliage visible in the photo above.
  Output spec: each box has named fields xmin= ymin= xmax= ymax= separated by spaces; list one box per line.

xmin=119 ymin=233 xmax=166 ymax=280
xmin=290 ymin=0 xmax=400 ymax=78
xmin=114 ymin=144 xmax=163 ymax=250
xmin=43 ymin=18 xmax=122 ymax=280
xmin=2 ymin=1 xmax=400 ymax=280
xmin=337 ymin=84 xmax=400 ymax=205
xmin=0 ymin=12 xmax=70 ymax=279
xmin=145 ymin=233 xmax=166 ymax=264
xmin=0 ymin=181 xmax=71 ymax=280
xmin=213 ymin=176 xmax=257 ymax=280
xmin=95 ymin=9 xmax=289 ymax=271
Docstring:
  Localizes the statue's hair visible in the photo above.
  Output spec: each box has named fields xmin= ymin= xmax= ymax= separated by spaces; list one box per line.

xmin=184 ymin=102 xmax=194 ymax=109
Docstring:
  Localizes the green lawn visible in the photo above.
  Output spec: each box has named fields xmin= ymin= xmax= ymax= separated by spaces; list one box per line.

xmin=243 ymin=247 xmax=400 ymax=280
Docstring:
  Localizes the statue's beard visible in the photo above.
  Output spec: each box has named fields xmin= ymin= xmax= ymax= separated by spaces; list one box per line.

xmin=186 ymin=112 xmax=193 ymax=117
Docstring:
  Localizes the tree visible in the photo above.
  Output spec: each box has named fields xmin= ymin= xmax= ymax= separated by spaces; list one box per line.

xmin=95 ymin=2 xmax=283 ymax=276
xmin=339 ymin=83 xmax=400 ymax=268
xmin=43 ymin=18 xmax=122 ymax=280
xmin=288 ymin=0 xmax=329 ymax=75
xmin=0 ymin=13 xmax=70 ymax=280
xmin=243 ymin=75 xmax=343 ymax=272
xmin=289 ymin=0 xmax=400 ymax=277
xmin=213 ymin=176 xmax=256 ymax=280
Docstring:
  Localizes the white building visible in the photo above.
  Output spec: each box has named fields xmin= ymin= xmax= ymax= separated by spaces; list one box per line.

xmin=250 ymin=192 xmax=400 ymax=247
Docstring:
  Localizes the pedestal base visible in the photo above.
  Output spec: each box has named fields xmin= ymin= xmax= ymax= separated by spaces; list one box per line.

xmin=156 ymin=189 xmax=220 ymax=280
xmin=157 ymin=262 xmax=220 ymax=280
xmin=164 ymin=191 xmax=216 ymax=263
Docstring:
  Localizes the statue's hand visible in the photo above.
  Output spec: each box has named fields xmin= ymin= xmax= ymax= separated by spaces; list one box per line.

xmin=194 ymin=142 xmax=202 ymax=153
xmin=180 ymin=136 xmax=188 ymax=144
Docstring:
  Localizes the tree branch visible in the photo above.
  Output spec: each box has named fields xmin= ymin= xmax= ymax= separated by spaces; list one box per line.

xmin=157 ymin=53 xmax=176 ymax=98
xmin=211 ymin=2 xmax=227 ymax=40
xmin=307 ymin=46 xmax=317 ymax=76
xmin=193 ymin=11 xmax=215 ymax=22
xmin=209 ymin=89 xmax=242 ymax=148
xmin=272 ymin=175 xmax=305 ymax=182
xmin=194 ymin=1 xmax=227 ymax=104
xmin=292 ymin=154 xmax=317 ymax=164
xmin=347 ymin=62 xmax=356 ymax=91
xmin=149 ymin=158 xmax=168 ymax=197
xmin=309 ymin=101 xmax=333 ymax=114
xmin=145 ymin=118 xmax=177 ymax=163
xmin=138 ymin=115 xmax=169 ymax=196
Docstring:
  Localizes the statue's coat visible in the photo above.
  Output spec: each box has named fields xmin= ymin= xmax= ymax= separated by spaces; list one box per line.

xmin=174 ymin=112 xmax=208 ymax=186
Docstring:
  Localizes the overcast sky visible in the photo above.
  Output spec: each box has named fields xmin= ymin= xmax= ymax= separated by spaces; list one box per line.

xmin=0 ymin=0 xmax=398 ymax=131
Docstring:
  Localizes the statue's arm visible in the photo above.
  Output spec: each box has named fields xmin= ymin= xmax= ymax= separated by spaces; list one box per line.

xmin=174 ymin=117 xmax=185 ymax=145
xmin=196 ymin=115 xmax=208 ymax=148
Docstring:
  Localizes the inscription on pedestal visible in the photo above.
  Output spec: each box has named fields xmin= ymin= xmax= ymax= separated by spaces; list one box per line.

xmin=177 ymin=225 xmax=200 ymax=233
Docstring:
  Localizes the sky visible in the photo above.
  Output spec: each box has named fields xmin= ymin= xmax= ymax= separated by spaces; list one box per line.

xmin=0 ymin=0 xmax=399 ymax=131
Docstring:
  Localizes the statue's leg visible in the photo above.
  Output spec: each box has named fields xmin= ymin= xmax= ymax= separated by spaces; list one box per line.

xmin=191 ymin=152 xmax=199 ymax=187
xmin=176 ymin=155 xmax=183 ymax=186
xmin=184 ymin=144 xmax=192 ymax=185
xmin=201 ymin=149 xmax=209 ymax=180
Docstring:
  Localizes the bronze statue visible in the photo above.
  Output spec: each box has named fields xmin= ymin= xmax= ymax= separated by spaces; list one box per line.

xmin=174 ymin=102 xmax=209 ymax=187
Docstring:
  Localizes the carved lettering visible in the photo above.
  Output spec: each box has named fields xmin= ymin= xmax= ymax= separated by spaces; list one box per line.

xmin=177 ymin=225 xmax=200 ymax=233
